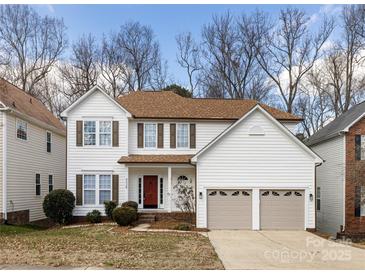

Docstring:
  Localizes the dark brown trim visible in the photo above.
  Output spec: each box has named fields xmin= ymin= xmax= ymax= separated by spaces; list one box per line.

xmin=76 ymin=175 xmax=83 ymax=206
xmin=137 ymin=123 xmax=144 ymax=148
xmin=170 ymin=123 xmax=176 ymax=148
xmin=112 ymin=174 xmax=119 ymax=203
xmin=157 ymin=123 xmax=164 ymax=148
xmin=190 ymin=123 xmax=196 ymax=149
xmin=112 ymin=121 xmax=119 ymax=147
xmin=76 ymin=120 xmax=83 ymax=146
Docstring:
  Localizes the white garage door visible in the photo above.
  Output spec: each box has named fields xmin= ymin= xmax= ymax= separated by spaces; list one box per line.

xmin=207 ymin=189 xmax=252 ymax=229
xmin=260 ymin=190 xmax=305 ymax=230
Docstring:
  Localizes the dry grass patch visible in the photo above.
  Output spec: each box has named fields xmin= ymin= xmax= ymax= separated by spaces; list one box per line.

xmin=149 ymin=219 xmax=209 ymax=232
xmin=0 ymin=225 xmax=222 ymax=269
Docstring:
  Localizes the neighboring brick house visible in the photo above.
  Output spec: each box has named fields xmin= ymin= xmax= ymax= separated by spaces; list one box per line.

xmin=0 ymin=79 xmax=66 ymax=224
xmin=307 ymin=102 xmax=365 ymax=239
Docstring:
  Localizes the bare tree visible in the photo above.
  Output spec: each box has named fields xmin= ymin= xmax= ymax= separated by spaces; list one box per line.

xmin=176 ymin=32 xmax=201 ymax=94
xmin=256 ymin=7 xmax=334 ymax=113
xmin=0 ymin=5 xmax=67 ymax=98
xmin=117 ymin=21 xmax=163 ymax=91
xmin=99 ymin=33 xmax=128 ymax=98
xmin=59 ymin=34 xmax=100 ymax=102
xmin=198 ymin=11 xmax=272 ymax=101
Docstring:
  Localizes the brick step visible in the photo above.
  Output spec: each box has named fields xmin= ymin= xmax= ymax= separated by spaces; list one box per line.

xmin=137 ymin=214 xmax=156 ymax=223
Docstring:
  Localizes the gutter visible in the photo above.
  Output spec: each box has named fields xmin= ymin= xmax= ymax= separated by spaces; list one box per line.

xmin=1 ymin=108 xmax=7 ymax=223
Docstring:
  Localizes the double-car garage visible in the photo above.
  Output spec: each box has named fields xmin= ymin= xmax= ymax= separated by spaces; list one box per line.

xmin=207 ymin=189 xmax=305 ymax=230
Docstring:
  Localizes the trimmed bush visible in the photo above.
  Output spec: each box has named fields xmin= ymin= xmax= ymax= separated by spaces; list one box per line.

xmin=43 ymin=189 xmax=75 ymax=225
xmin=86 ymin=210 xmax=102 ymax=223
xmin=121 ymin=201 xmax=138 ymax=210
xmin=112 ymin=206 xmax=137 ymax=226
xmin=174 ymin=223 xmax=192 ymax=231
xmin=104 ymin=201 xmax=118 ymax=220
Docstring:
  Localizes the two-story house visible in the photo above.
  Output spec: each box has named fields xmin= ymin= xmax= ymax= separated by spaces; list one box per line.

xmin=61 ymin=86 xmax=322 ymax=230
xmin=0 ymin=79 xmax=66 ymax=224
xmin=307 ymin=102 xmax=365 ymax=239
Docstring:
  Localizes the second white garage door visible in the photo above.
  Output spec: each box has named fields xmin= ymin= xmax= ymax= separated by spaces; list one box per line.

xmin=207 ymin=189 xmax=252 ymax=229
xmin=260 ymin=190 xmax=305 ymax=230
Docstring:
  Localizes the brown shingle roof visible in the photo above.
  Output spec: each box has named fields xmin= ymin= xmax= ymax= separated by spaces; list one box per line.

xmin=117 ymin=91 xmax=301 ymax=121
xmin=118 ymin=154 xmax=194 ymax=164
xmin=0 ymin=79 xmax=65 ymax=134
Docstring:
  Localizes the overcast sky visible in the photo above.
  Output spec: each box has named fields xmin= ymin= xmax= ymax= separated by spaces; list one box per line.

xmin=33 ymin=4 xmax=343 ymax=88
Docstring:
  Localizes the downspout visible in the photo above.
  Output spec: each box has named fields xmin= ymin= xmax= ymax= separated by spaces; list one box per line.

xmin=2 ymin=111 xmax=7 ymax=223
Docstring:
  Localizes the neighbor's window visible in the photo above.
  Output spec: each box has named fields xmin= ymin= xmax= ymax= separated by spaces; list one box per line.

xmin=177 ymin=124 xmax=189 ymax=148
xmin=99 ymin=175 xmax=111 ymax=204
xmin=99 ymin=121 xmax=112 ymax=146
xmin=36 ymin=174 xmax=41 ymax=196
xmin=48 ymin=175 xmax=53 ymax=192
xmin=46 ymin=132 xmax=52 ymax=152
xmin=84 ymin=175 xmax=96 ymax=205
xmin=84 ymin=121 xmax=96 ymax=146
xmin=16 ymin=119 xmax=28 ymax=140
xmin=316 ymin=187 xmax=321 ymax=211
xmin=144 ymin=123 xmax=157 ymax=148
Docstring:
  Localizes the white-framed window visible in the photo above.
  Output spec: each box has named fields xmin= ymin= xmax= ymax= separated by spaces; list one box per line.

xmin=177 ymin=123 xmax=189 ymax=148
xmin=316 ymin=187 xmax=321 ymax=211
xmin=84 ymin=175 xmax=96 ymax=205
xmin=84 ymin=121 xmax=96 ymax=146
xmin=36 ymin=173 xmax=41 ymax=196
xmin=144 ymin=123 xmax=157 ymax=148
xmin=83 ymin=174 xmax=112 ymax=205
xmin=48 ymin=175 xmax=53 ymax=192
xmin=99 ymin=121 xmax=112 ymax=146
xmin=16 ymin=119 xmax=28 ymax=140
xmin=361 ymin=136 xmax=365 ymax=160
xmin=46 ymin=131 xmax=52 ymax=152
xmin=99 ymin=175 xmax=112 ymax=205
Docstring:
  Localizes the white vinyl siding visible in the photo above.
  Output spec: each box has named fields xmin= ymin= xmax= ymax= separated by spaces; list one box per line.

xmin=310 ymin=135 xmax=345 ymax=235
xmin=66 ymin=90 xmax=128 ymax=216
xmin=195 ymin=110 xmax=315 ymax=229
xmin=5 ymin=113 xmax=66 ymax=221
xmin=129 ymin=120 xmax=232 ymax=154
xmin=0 ymin=112 xmax=3 ymax=214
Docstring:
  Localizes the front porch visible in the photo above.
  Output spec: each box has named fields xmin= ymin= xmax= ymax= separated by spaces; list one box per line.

xmin=126 ymin=164 xmax=196 ymax=212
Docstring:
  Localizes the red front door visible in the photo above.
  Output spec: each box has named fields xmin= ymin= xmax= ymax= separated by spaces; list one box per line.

xmin=143 ymin=176 xmax=158 ymax=208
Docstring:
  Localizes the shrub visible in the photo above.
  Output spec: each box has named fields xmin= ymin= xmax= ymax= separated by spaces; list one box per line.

xmin=112 ymin=206 xmax=137 ymax=226
xmin=104 ymin=201 xmax=118 ymax=220
xmin=86 ymin=210 xmax=102 ymax=223
xmin=174 ymin=223 xmax=192 ymax=231
xmin=43 ymin=189 xmax=75 ymax=225
xmin=121 ymin=201 xmax=138 ymax=210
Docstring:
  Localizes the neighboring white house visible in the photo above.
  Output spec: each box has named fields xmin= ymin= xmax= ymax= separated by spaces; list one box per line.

xmin=61 ymin=86 xmax=322 ymax=230
xmin=307 ymin=102 xmax=365 ymax=237
xmin=0 ymin=79 xmax=66 ymax=224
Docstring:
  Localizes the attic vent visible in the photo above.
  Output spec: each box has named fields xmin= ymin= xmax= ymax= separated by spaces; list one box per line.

xmin=249 ymin=125 xmax=265 ymax=136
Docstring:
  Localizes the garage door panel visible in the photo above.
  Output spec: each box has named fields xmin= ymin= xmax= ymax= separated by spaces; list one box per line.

xmin=260 ymin=190 xmax=304 ymax=230
xmin=208 ymin=189 xmax=252 ymax=229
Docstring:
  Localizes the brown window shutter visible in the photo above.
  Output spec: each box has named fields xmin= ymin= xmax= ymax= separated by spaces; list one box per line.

xmin=76 ymin=174 xmax=83 ymax=205
xmin=137 ymin=123 xmax=144 ymax=148
xmin=112 ymin=121 xmax=119 ymax=147
xmin=158 ymin=123 xmax=164 ymax=148
xmin=190 ymin=124 xmax=196 ymax=149
xmin=170 ymin=123 xmax=176 ymax=148
xmin=76 ymin=121 xmax=83 ymax=146
xmin=112 ymin=175 xmax=119 ymax=203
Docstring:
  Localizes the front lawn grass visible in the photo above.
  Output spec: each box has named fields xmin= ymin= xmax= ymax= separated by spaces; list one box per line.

xmin=0 ymin=224 xmax=44 ymax=235
xmin=0 ymin=225 xmax=223 ymax=269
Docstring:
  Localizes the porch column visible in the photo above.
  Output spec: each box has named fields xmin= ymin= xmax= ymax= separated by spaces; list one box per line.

xmin=167 ymin=166 xmax=172 ymax=212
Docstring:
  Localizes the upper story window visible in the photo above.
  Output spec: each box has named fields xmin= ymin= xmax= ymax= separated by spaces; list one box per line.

xmin=144 ymin=123 xmax=157 ymax=148
xmin=84 ymin=121 xmax=96 ymax=146
xmin=99 ymin=121 xmax=112 ymax=146
xmin=177 ymin=123 xmax=189 ymax=148
xmin=83 ymin=120 xmax=112 ymax=147
xmin=46 ymin=131 xmax=52 ymax=152
xmin=16 ymin=119 xmax=28 ymax=140
xmin=355 ymin=135 xmax=365 ymax=160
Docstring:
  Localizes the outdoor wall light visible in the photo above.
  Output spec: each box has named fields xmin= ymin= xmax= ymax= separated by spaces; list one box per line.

xmin=309 ymin=193 xmax=313 ymax=201
xmin=199 ymin=192 xmax=203 ymax=199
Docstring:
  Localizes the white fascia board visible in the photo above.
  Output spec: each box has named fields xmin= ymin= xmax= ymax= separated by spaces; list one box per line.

xmin=191 ymin=104 xmax=323 ymax=164
xmin=60 ymin=86 xmax=132 ymax=118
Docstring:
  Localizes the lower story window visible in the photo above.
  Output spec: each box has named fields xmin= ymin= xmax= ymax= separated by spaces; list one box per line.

xmin=99 ymin=175 xmax=111 ymax=205
xmin=316 ymin=187 xmax=321 ymax=211
xmin=361 ymin=186 xmax=365 ymax=216
xmin=36 ymin=174 xmax=41 ymax=196
xmin=84 ymin=175 xmax=96 ymax=205
xmin=48 ymin=175 xmax=53 ymax=192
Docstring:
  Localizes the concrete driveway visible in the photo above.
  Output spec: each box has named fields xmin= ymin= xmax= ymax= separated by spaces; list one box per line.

xmin=208 ymin=230 xmax=365 ymax=269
